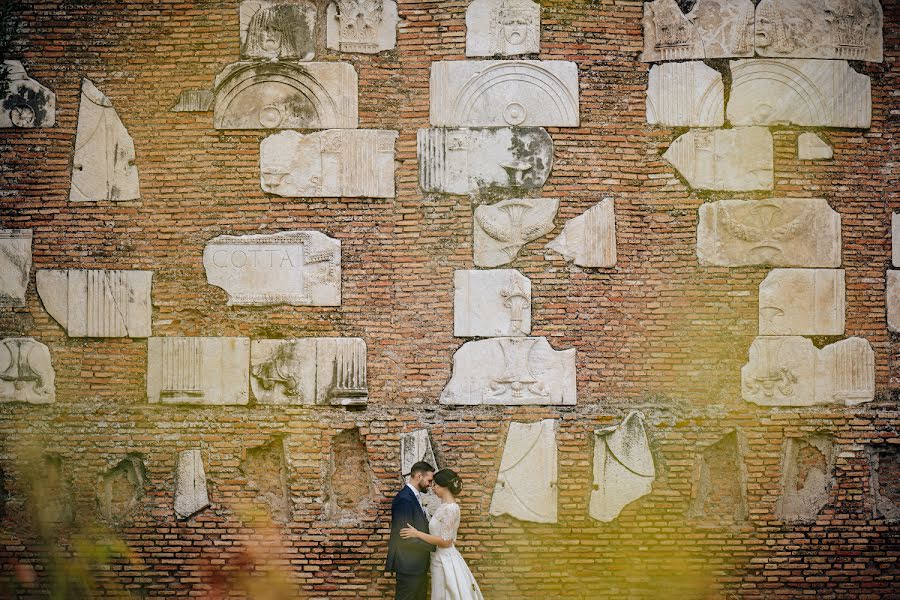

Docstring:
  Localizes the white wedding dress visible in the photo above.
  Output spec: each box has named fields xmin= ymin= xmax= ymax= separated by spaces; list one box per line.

xmin=429 ymin=502 xmax=484 ymax=600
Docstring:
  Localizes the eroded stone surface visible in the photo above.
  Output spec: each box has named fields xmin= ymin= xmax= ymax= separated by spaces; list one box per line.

xmin=641 ymin=0 xmax=755 ymax=62
xmin=148 ymin=337 xmax=250 ymax=405
xmin=894 ymin=213 xmax=900 ymax=268
xmin=440 ymin=336 xmax=575 ymax=406
xmin=646 ymin=62 xmax=724 ymax=127
xmin=174 ymin=449 xmax=209 ymax=519
xmin=260 ymin=129 xmax=396 ymax=198
xmin=36 ymin=269 xmax=152 ymax=338
xmin=326 ymin=0 xmax=398 ymax=54
xmin=474 ymin=197 xmax=559 ymax=267
xmin=466 ymin=0 xmax=540 ymax=57
xmin=728 ymin=59 xmax=871 ymax=128
xmin=887 ymin=270 xmax=900 ymax=333
xmin=239 ymin=0 xmax=316 ymax=60
xmin=697 ymin=198 xmax=841 ymax=267
xmin=430 ymin=60 xmax=579 ymax=127
xmin=70 ymin=79 xmax=140 ymax=202
xmin=546 ymin=198 xmax=616 ymax=268
xmin=1 ymin=61 xmax=55 ymax=127
xmin=399 ymin=429 xmax=441 ymax=516
xmin=324 ymin=427 xmax=379 ymax=523
xmin=776 ymin=435 xmax=834 ymax=522
xmin=0 ymin=338 xmax=55 ymax=404
xmin=664 ymin=127 xmax=773 ymax=191
xmin=0 ymin=229 xmax=32 ymax=307
xmin=590 ymin=412 xmax=655 ymax=523
xmin=418 ymin=127 xmax=553 ymax=195
xmin=204 ymin=231 xmax=340 ymax=306
xmin=242 ymin=438 xmax=290 ymax=522
xmin=454 ymin=269 xmax=531 ymax=337
xmin=98 ymin=454 xmax=146 ymax=524
xmin=171 ymin=90 xmax=213 ymax=112
xmin=869 ymin=445 xmax=900 ymax=521
xmin=758 ymin=269 xmax=845 ymax=336
xmin=819 ymin=337 xmax=875 ymax=406
xmin=688 ymin=431 xmax=748 ymax=522
xmin=490 ymin=419 xmax=557 ymax=523
xmin=798 ymin=132 xmax=833 ymax=160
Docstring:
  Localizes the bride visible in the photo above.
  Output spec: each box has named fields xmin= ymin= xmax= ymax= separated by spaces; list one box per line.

xmin=400 ymin=469 xmax=484 ymax=600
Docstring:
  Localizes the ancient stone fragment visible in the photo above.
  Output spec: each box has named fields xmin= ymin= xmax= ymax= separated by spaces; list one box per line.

xmin=490 ymin=419 xmax=557 ymax=523
xmin=323 ymin=427 xmax=379 ymax=522
xmin=728 ymin=59 xmax=871 ymax=128
xmin=36 ymin=269 xmax=152 ymax=338
xmin=250 ymin=337 xmax=368 ymax=406
xmin=70 ymin=79 xmax=140 ymax=202
xmin=546 ymin=198 xmax=617 ymax=268
xmin=663 ymin=127 xmax=773 ymax=191
xmin=239 ymin=0 xmax=316 ymax=61
xmin=147 ymin=337 xmax=251 ymax=405
xmin=98 ymin=454 xmax=146 ymax=524
xmin=640 ymin=0 xmax=755 ymax=62
xmin=776 ymin=435 xmax=834 ymax=522
xmin=869 ymin=445 xmax=900 ymax=521
xmin=758 ymin=269 xmax=845 ymax=336
xmin=453 ymin=269 xmax=531 ymax=338
xmin=174 ymin=449 xmax=210 ymax=519
xmin=887 ymin=271 xmax=900 ymax=334
xmin=465 ymin=0 xmax=540 ymax=57
xmin=589 ymin=412 xmax=655 ymax=523
xmin=203 ymin=231 xmax=340 ymax=307
xmin=0 ymin=338 xmax=55 ymax=404
xmin=0 ymin=229 xmax=32 ymax=307
xmin=241 ymin=438 xmax=290 ymax=523
xmin=260 ymin=129 xmax=397 ymax=198
xmin=696 ymin=198 xmax=841 ymax=268
xmin=400 ymin=429 xmax=437 ymax=477
xmin=646 ymin=62 xmax=724 ymax=127
xmin=474 ymin=197 xmax=559 ymax=267
xmin=430 ymin=60 xmax=579 ymax=127
xmin=820 ymin=337 xmax=875 ymax=406
xmin=894 ymin=213 xmax=900 ymax=269
xmin=326 ymin=0 xmax=398 ymax=54
xmin=1 ymin=60 xmax=55 ymax=128
xmin=797 ymin=132 xmax=833 ymax=160
xmin=171 ymin=89 xmax=213 ymax=112
xmin=213 ymin=62 xmax=358 ymax=129
xmin=688 ymin=431 xmax=748 ymax=522
xmin=417 ymin=127 xmax=553 ymax=195
xmin=440 ymin=336 xmax=576 ymax=406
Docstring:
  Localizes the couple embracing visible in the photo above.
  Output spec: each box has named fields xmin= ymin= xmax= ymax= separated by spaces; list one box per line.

xmin=386 ymin=462 xmax=484 ymax=600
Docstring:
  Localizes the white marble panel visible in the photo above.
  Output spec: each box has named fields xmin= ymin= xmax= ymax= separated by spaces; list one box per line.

xmin=663 ymin=127 xmax=773 ymax=191
xmin=326 ymin=0 xmax=398 ymax=53
xmin=490 ymin=419 xmax=557 ymax=523
xmin=174 ymin=449 xmax=210 ymax=519
xmin=0 ymin=338 xmax=55 ymax=404
xmin=797 ymin=133 xmax=833 ymax=160
xmin=758 ymin=269 xmax=845 ymax=336
xmin=171 ymin=90 xmax=213 ymax=112
xmin=239 ymin=0 xmax=316 ymax=60
xmin=0 ymin=229 xmax=31 ymax=307
xmin=887 ymin=270 xmax=900 ymax=333
xmin=147 ymin=337 xmax=250 ymax=405
xmin=466 ymin=0 xmax=540 ymax=57
xmin=474 ymin=197 xmax=559 ymax=267
xmin=641 ymin=0 xmax=755 ymax=62
xmin=546 ymin=198 xmax=616 ymax=268
xmin=646 ymin=62 xmax=724 ymax=127
xmin=1 ymin=61 xmax=55 ymax=127
xmin=894 ymin=213 xmax=900 ymax=269
xmin=590 ymin=412 xmax=655 ymax=523
xmin=454 ymin=269 xmax=531 ymax=337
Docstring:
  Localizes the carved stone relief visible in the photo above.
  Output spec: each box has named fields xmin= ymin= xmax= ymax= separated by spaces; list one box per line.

xmin=590 ymin=412 xmax=655 ymax=523
xmin=465 ymin=0 xmax=540 ymax=57
xmin=887 ymin=270 xmax=900 ymax=334
xmin=0 ymin=229 xmax=32 ymax=307
xmin=758 ymin=269 xmax=845 ymax=336
xmin=70 ymin=79 xmax=140 ymax=202
xmin=688 ymin=431 xmax=748 ymax=522
xmin=323 ymin=427 xmax=379 ymax=523
xmin=775 ymin=435 xmax=834 ymax=522
xmin=640 ymin=0 xmax=755 ymax=62
xmin=819 ymin=337 xmax=875 ymax=406
xmin=646 ymin=62 xmax=724 ymax=127
xmin=36 ymin=269 xmax=152 ymax=338
xmin=546 ymin=198 xmax=617 ymax=268
xmin=98 ymin=454 xmax=146 ymax=524
xmin=869 ymin=445 xmax=900 ymax=521
xmin=174 ymin=449 xmax=210 ymax=520
xmin=453 ymin=269 xmax=531 ymax=338
xmin=440 ymin=336 xmax=576 ymax=406
xmin=0 ymin=338 xmax=55 ymax=404
xmin=171 ymin=90 xmax=213 ymax=112
xmin=326 ymin=0 xmax=398 ymax=54
xmin=400 ymin=429 xmax=441 ymax=516
xmin=797 ymin=132 xmax=833 ymax=160
xmin=147 ymin=337 xmax=251 ymax=405
xmin=241 ymin=438 xmax=290 ymax=522
xmin=203 ymin=231 xmax=340 ymax=307
xmin=260 ymin=129 xmax=397 ymax=198
xmin=474 ymin=197 xmax=559 ymax=267
xmin=697 ymin=198 xmax=841 ymax=268
xmin=490 ymin=419 xmax=557 ymax=523
xmin=417 ymin=127 xmax=553 ymax=195
xmin=239 ymin=0 xmax=316 ymax=61
xmin=663 ymin=127 xmax=773 ymax=191
xmin=430 ymin=60 xmax=579 ymax=127
xmin=1 ymin=60 xmax=55 ymax=128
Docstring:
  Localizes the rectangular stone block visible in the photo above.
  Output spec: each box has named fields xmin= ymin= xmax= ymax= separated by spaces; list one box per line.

xmin=148 ymin=337 xmax=250 ymax=405
xmin=646 ymin=62 xmax=724 ymax=127
xmin=466 ymin=0 xmax=540 ymax=57
xmin=174 ymin=449 xmax=209 ymax=519
xmin=490 ymin=419 xmax=557 ymax=523
xmin=641 ymin=0 xmax=755 ymax=62
xmin=0 ymin=229 xmax=32 ymax=307
xmin=454 ymin=269 xmax=531 ymax=337
xmin=326 ymin=0 xmax=398 ymax=53
xmin=758 ymin=269 xmax=845 ymax=336
xmin=546 ymin=198 xmax=617 ymax=268
xmin=664 ymin=127 xmax=773 ymax=191
xmin=0 ymin=337 xmax=55 ymax=404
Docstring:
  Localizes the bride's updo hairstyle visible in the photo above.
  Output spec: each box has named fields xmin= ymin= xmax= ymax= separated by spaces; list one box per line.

xmin=434 ymin=469 xmax=463 ymax=495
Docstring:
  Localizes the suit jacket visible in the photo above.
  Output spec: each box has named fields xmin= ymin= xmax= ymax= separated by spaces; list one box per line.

xmin=385 ymin=485 xmax=436 ymax=575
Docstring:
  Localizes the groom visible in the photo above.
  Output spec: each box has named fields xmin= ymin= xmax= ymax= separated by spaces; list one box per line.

xmin=386 ymin=461 xmax=436 ymax=600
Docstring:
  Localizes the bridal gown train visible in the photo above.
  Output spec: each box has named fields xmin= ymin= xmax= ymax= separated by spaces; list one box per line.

xmin=429 ymin=502 xmax=484 ymax=600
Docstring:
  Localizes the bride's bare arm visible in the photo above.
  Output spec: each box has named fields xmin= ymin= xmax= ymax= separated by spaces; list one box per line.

xmin=399 ymin=523 xmax=453 ymax=548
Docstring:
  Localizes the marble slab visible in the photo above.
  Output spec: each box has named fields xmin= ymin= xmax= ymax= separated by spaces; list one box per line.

xmin=1 ymin=60 xmax=55 ymax=127
xmin=239 ymin=0 xmax=316 ymax=61
xmin=0 ymin=229 xmax=32 ymax=307
xmin=758 ymin=269 xmax=845 ymax=336
xmin=490 ymin=419 xmax=557 ymax=523
xmin=474 ymin=197 xmax=559 ymax=267
xmin=147 ymin=337 xmax=251 ymax=405
xmin=590 ymin=412 xmax=655 ymax=523
xmin=646 ymin=62 xmax=724 ymax=127
xmin=466 ymin=0 xmax=540 ymax=57
xmin=326 ymin=0 xmax=398 ymax=53
xmin=546 ymin=198 xmax=617 ymax=268
xmin=0 ymin=337 xmax=55 ymax=404
xmin=663 ymin=127 xmax=773 ymax=191
xmin=454 ymin=269 xmax=531 ymax=337
xmin=797 ymin=132 xmax=833 ymax=160
xmin=641 ymin=0 xmax=755 ymax=62
xmin=174 ymin=449 xmax=210 ymax=519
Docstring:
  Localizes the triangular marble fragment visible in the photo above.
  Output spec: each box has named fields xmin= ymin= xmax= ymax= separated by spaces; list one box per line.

xmin=663 ymin=127 xmax=773 ymax=191
xmin=0 ymin=337 xmax=55 ymax=404
xmin=546 ymin=198 xmax=616 ymax=268
xmin=0 ymin=229 xmax=32 ymax=307
xmin=1 ymin=60 xmax=55 ymax=127
xmin=474 ymin=197 xmax=559 ymax=267
xmin=590 ymin=412 xmax=655 ymax=523
xmin=646 ymin=62 xmax=724 ymax=127
xmin=490 ymin=419 xmax=557 ymax=523
xmin=326 ymin=0 xmax=398 ymax=54
xmin=797 ymin=133 xmax=833 ymax=160
xmin=640 ymin=0 xmax=755 ymax=62
xmin=174 ymin=449 xmax=210 ymax=519
xmin=239 ymin=0 xmax=316 ymax=60
xmin=454 ymin=269 xmax=531 ymax=337
xmin=465 ymin=0 xmax=540 ymax=57
xmin=758 ymin=269 xmax=845 ymax=336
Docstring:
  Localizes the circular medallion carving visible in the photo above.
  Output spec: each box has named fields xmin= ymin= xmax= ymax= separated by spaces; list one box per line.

xmin=503 ymin=102 xmax=526 ymax=126
xmin=259 ymin=105 xmax=283 ymax=129
xmin=10 ymin=105 xmax=35 ymax=128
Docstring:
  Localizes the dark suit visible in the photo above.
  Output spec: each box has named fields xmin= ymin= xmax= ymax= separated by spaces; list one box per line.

xmin=386 ymin=485 xmax=435 ymax=600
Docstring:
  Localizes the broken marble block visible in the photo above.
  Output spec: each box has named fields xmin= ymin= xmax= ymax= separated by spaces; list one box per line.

xmin=640 ymin=0 xmax=755 ymax=62
xmin=400 ymin=429 xmax=437 ymax=477
xmin=417 ymin=127 xmax=553 ymax=195
xmin=758 ymin=269 xmax=845 ymax=336
xmin=1 ymin=60 xmax=55 ymax=127
xmin=326 ymin=0 xmax=398 ymax=53
xmin=894 ymin=213 xmax=900 ymax=269
xmin=171 ymin=90 xmax=213 ymax=112
xmin=474 ymin=197 xmax=559 ymax=267
xmin=775 ymin=435 xmax=834 ymax=522
xmin=465 ymin=0 xmax=540 ymax=57
xmin=546 ymin=198 xmax=616 ymax=268
xmin=0 ymin=229 xmax=32 ymax=307
xmin=454 ymin=269 xmax=531 ymax=337
xmin=147 ymin=337 xmax=251 ymax=405
xmin=590 ymin=412 xmax=655 ymax=523
xmin=646 ymin=62 xmax=724 ymax=127
xmin=69 ymin=79 xmax=140 ymax=202
xmin=36 ymin=269 xmax=152 ymax=338
xmin=797 ymin=133 xmax=833 ymax=160
xmin=430 ymin=60 xmax=579 ymax=127
xmin=239 ymin=0 xmax=316 ymax=61
xmin=213 ymin=61 xmax=358 ymax=129
xmin=174 ymin=449 xmax=210 ymax=519
xmin=260 ymin=129 xmax=397 ymax=198
xmin=664 ymin=127 xmax=773 ymax=191
xmin=440 ymin=336 xmax=575 ymax=406
xmin=490 ymin=419 xmax=557 ymax=523
xmin=887 ymin=271 xmax=900 ymax=333
xmin=741 ymin=336 xmax=874 ymax=407
xmin=697 ymin=198 xmax=841 ymax=268
xmin=0 ymin=337 xmax=55 ymax=404
xmin=203 ymin=230 xmax=340 ymax=306
xmin=728 ymin=59 xmax=871 ymax=128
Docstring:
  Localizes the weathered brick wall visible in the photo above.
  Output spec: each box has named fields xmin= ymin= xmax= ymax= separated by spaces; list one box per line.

xmin=1 ymin=0 xmax=898 ymax=598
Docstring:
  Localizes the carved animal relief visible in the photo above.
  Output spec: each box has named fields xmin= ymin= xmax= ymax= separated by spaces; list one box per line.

xmin=474 ymin=197 xmax=559 ymax=267
xmin=465 ymin=0 xmax=541 ymax=57
xmin=326 ymin=0 xmax=398 ymax=54
xmin=490 ymin=419 xmax=557 ymax=523
xmin=664 ymin=127 xmax=773 ymax=191
xmin=546 ymin=198 xmax=617 ymax=268
xmin=454 ymin=269 xmax=531 ymax=338
xmin=1 ymin=60 xmax=55 ymax=127
xmin=590 ymin=412 xmax=655 ymax=523
xmin=0 ymin=229 xmax=32 ymax=307
xmin=0 ymin=338 xmax=55 ymax=404
xmin=147 ymin=337 xmax=251 ymax=405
